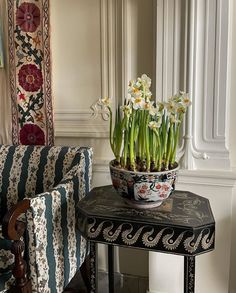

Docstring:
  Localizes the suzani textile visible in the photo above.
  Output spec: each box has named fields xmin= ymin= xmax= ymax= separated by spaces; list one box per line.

xmin=8 ymin=0 xmax=54 ymax=145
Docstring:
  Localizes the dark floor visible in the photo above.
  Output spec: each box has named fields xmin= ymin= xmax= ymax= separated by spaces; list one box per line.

xmin=64 ymin=271 xmax=148 ymax=293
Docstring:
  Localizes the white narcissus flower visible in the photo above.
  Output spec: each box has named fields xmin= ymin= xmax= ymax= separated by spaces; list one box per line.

xmin=145 ymin=90 xmax=152 ymax=99
xmin=131 ymin=96 xmax=145 ymax=110
xmin=168 ymin=94 xmax=181 ymax=103
xmin=99 ymin=96 xmax=111 ymax=107
xmin=135 ymin=81 xmax=142 ymax=88
xmin=176 ymin=104 xmax=186 ymax=114
xmin=121 ymin=105 xmax=132 ymax=116
xmin=165 ymin=101 xmax=177 ymax=114
xmin=148 ymin=121 xmax=161 ymax=129
xmin=170 ymin=114 xmax=181 ymax=124
xmin=176 ymin=91 xmax=192 ymax=107
xmin=182 ymin=95 xmax=192 ymax=107
xmin=128 ymin=84 xmax=142 ymax=98
xmin=144 ymin=100 xmax=154 ymax=110
xmin=141 ymin=74 xmax=151 ymax=88
xmin=126 ymin=93 xmax=132 ymax=102
xmin=128 ymin=80 xmax=134 ymax=87
xmin=149 ymin=105 xmax=161 ymax=116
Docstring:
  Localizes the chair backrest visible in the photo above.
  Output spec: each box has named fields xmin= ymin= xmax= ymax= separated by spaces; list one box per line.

xmin=0 ymin=145 xmax=86 ymax=220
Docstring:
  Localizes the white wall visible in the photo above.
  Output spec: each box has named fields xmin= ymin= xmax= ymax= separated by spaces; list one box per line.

xmin=229 ymin=0 xmax=236 ymax=168
xmin=0 ymin=0 xmax=12 ymax=144
xmin=50 ymin=1 xmax=236 ymax=292
xmin=229 ymin=1 xmax=236 ymax=292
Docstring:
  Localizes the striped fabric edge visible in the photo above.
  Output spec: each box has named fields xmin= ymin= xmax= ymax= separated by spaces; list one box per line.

xmin=24 ymin=147 xmax=93 ymax=292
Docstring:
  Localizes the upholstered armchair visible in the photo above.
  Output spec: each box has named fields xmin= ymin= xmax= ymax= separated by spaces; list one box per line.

xmin=0 ymin=145 xmax=93 ymax=293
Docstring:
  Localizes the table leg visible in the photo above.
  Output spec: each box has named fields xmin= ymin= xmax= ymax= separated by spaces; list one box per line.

xmin=89 ymin=241 xmax=97 ymax=293
xmin=184 ymin=256 xmax=195 ymax=293
xmin=108 ymin=245 xmax=115 ymax=293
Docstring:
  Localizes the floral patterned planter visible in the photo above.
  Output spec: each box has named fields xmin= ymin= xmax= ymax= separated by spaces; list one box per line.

xmin=110 ymin=161 xmax=179 ymax=209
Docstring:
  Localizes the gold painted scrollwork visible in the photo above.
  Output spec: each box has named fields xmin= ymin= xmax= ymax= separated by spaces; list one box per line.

xmin=162 ymin=230 xmax=186 ymax=250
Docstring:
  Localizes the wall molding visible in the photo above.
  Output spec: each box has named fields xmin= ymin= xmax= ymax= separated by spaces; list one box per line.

xmin=54 ymin=108 xmax=109 ymax=137
xmin=55 ymin=0 xmax=232 ymax=169
xmin=153 ymin=0 xmax=231 ymax=170
xmin=55 ymin=0 xmax=117 ymax=138
xmin=181 ymin=0 xmax=231 ymax=170
xmin=93 ymin=159 xmax=236 ymax=187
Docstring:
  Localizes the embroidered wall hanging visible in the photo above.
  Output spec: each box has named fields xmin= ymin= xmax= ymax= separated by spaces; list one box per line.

xmin=8 ymin=0 xmax=54 ymax=145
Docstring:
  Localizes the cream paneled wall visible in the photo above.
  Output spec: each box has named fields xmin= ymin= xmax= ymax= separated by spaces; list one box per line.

xmin=229 ymin=0 xmax=236 ymax=168
xmin=51 ymin=0 xmax=150 ymax=277
xmin=48 ymin=0 xmax=236 ymax=292
xmin=0 ymin=0 xmax=12 ymax=144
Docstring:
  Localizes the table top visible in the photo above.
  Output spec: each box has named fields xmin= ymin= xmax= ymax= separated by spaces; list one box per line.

xmin=78 ymin=185 xmax=215 ymax=229
xmin=77 ymin=185 xmax=215 ymax=256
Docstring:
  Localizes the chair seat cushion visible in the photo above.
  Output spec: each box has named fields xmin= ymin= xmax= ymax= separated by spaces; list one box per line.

xmin=0 ymin=226 xmax=14 ymax=275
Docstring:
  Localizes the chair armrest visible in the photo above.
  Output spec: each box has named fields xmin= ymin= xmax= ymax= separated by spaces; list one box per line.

xmin=2 ymin=199 xmax=30 ymax=240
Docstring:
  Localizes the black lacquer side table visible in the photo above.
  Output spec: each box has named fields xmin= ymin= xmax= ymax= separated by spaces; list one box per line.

xmin=76 ymin=185 xmax=215 ymax=293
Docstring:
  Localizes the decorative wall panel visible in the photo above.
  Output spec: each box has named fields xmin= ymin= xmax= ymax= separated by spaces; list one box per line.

xmin=153 ymin=0 xmax=231 ymax=169
xmin=53 ymin=0 xmax=117 ymax=138
xmin=187 ymin=0 xmax=230 ymax=169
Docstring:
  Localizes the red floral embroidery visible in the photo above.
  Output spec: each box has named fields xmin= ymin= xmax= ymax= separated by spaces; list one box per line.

xmin=18 ymin=64 xmax=43 ymax=92
xmin=16 ymin=2 xmax=40 ymax=33
xmin=156 ymin=183 xmax=162 ymax=190
xmin=18 ymin=93 xmax=26 ymax=100
xmin=20 ymin=124 xmax=45 ymax=145
xmin=162 ymin=184 xmax=170 ymax=191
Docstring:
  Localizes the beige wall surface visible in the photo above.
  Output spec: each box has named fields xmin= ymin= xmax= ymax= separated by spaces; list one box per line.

xmin=229 ymin=1 xmax=236 ymax=291
xmin=51 ymin=0 xmax=149 ymax=277
xmin=0 ymin=0 xmax=12 ymax=144
xmin=52 ymin=0 xmax=236 ymax=290
xmin=229 ymin=0 xmax=236 ymax=168
xmin=51 ymin=0 xmax=102 ymax=113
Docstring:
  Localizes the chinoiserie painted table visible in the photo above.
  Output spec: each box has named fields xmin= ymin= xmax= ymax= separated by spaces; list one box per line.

xmin=76 ymin=185 xmax=215 ymax=293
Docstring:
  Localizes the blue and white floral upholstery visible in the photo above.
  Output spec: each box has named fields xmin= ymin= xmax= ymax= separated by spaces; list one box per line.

xmin=0 ymin=145 xmax=93 ymax=293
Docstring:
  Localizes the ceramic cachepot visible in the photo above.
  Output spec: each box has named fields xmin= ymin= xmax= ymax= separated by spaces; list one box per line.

xmin=110 ymin=160 xmax=179 ymax=209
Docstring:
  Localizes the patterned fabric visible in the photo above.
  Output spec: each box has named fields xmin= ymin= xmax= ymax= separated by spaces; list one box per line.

xmin=0 ymin=227 xmax=14 ymax=275
xmin=0 ymin=145 xmax=93 ymax=292
xmin=0 ymin=271 xmax=14 ymax=293
xmin=8 ymin=0 xmax=53 ymax=145
xmin=0 ymin=226 xmax=15 ymax=293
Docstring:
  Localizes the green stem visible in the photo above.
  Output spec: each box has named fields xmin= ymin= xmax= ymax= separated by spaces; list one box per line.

xmin=153 ymin=128 xmax=162 ymax=171
xmin=145 ymin=112 xmax=150 ymax=171
xmin=170 ymin=114 xmax=183 ymax=166
xmin=150 ymin=130 xmax=154 ymax=162
xmin=165 ymin=122 xmax=174 ymax=170
xmin=162 ymin=115 xmax=169 ymax=163
xmin=140 ymin=111 xmax=145 ymax=162
xmin=108 ymin=107 xmax=115 ymax=157
xmin=170 ymin=124 xmax=180 ymax=166
xmin=123 ymin=127 xmax=129 ymax=168
xmin=129 ymin=110 xmax=136 ymax=170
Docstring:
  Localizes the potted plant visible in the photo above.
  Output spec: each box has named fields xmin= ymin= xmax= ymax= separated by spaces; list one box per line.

xmin=98 ymin=74 xmax=191 ymax=208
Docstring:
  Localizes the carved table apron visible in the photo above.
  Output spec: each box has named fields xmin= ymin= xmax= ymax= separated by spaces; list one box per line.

xmin=76 ymin=185 xmax=215 ymax=293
